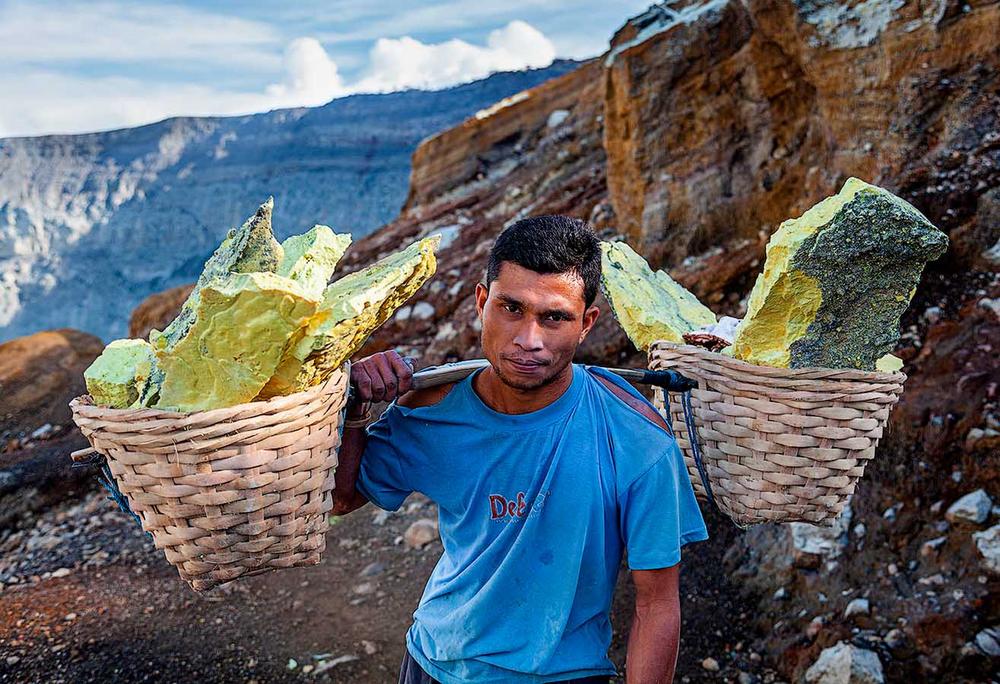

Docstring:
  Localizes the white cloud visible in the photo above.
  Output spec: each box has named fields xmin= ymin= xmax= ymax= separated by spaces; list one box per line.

xmin=261 ymin=21 xmax=555 ymax=111
xmin=0 ymin=7 xmax=557 ymax=138
xmin=353 ymin=20 xmax=555 ymax=93
xmin=265 ymin=38 xmax=346 ymax=107
xmin=0 ymin=35 xmax=353 ymax=137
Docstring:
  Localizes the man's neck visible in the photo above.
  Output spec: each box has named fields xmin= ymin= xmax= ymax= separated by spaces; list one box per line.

xmin=473 ymin=363 xmax=575 ymax=415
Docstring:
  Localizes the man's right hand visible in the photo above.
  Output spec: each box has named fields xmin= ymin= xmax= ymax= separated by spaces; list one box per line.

xmin=335 ymin=352 xmax=412 ymax=515
xmin=350 ymin=350 xmax=414 ymax=411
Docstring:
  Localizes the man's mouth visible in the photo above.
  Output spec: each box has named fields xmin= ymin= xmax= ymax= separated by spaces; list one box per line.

xmin=503 ymin=356 xmax=545 ymax=368
xmin=505 ymin=357 xmax=546 ymax=372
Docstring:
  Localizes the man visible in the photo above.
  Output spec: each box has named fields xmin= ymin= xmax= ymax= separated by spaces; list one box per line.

xmin=332 ymin=215 xmax=708 ymax=684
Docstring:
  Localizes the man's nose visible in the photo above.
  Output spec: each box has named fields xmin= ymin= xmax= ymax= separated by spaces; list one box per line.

xmin=513 ymin=319 xmax=544 ymax=351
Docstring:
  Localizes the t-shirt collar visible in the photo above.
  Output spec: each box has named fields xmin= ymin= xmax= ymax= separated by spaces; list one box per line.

xmin=460 ymin=362 xmax=584 ymax=429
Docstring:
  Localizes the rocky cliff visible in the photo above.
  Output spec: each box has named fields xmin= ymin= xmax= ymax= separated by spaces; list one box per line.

xmin=0 ymin=61 xmax=578 ymax=344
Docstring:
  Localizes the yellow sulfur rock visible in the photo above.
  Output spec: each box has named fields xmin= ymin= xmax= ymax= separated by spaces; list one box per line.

xmin=875 ymin=353 xmax=903 ymax=373
xmin=154 ymin=272 xmax=325 ymax=412
xmin=731 ymin=178 xmax=948 ymax=370
xmin=277 ymin=225 xmax=352 ymax=299
xmin=151 ymin=198 xmax=284 ymax=352
xmin=84 ymin=339 xmax=156 ymax=408
xmin=600 ymin=241 xmax=716 ymax=352
xmin=257 ymin=235 xmax=439 ymax=398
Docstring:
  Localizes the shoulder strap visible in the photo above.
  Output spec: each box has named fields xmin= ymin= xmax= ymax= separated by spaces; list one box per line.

xmin=584 ymin=366 xmax=674 ymax=437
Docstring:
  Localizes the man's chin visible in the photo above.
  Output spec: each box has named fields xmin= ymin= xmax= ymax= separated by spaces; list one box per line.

xmin=496 ymin=373 xmax=546 ymax=391
xmin=494 ymin=362 xmax=561 ymax=391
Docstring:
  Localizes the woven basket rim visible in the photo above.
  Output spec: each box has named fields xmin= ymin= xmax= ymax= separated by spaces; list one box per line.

xmin=648 ymin=340 xmax=907 ymax=383
xmin=69 ymin=362 xmax=350 ymax=422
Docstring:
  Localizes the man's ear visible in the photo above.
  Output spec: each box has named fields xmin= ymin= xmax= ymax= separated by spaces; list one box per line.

xmin=475 ymin=282 xmax=489 ymax=318
xmin=579 ymin=304 xmax=600 ymax=342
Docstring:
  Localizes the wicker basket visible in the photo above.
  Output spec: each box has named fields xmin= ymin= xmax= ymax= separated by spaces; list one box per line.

xmin=648 ymin=342 xmax=906 ymax=527
xmin=69 ymin=366 xmax=350 ymax=591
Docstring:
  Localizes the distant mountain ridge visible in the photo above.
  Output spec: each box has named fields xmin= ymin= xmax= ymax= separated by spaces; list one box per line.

xmin=0 ymin=61 xmax=579 ymax=343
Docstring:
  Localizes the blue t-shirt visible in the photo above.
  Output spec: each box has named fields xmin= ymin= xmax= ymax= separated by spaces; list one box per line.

xmin=356 ymin=362 xmax=708 ymax=684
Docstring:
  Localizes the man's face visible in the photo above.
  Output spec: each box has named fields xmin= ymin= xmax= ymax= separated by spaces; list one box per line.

xmin=474 ymin=261 xmax=600 ymax=391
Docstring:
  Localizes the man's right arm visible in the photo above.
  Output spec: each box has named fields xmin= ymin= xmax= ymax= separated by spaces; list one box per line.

xmin=330 ymin=350 xmax=413 ymax=516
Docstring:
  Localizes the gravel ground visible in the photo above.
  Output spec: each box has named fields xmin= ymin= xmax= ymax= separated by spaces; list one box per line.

xmin=1 ymin=478 xmax=781 ymax=683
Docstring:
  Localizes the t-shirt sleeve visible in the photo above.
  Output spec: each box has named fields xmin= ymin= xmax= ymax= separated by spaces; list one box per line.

xmin=355 ymin=405 xmax=413 ymax=512
xmin=618 ymin=436 xmax=709 ymax=570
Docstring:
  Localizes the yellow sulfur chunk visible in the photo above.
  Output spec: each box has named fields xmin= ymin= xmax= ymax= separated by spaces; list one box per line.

xmin=258 ymin=235 xmax=439 ymax=397
xmin=600 ymin=241 xmax=716 ymax=352
xmin=84 ymin=339 xmax=156 ymax=408
xmin=277 ymin=225 xmax=352 ymax=299
xmin=151 ymin=198 xmax=284 ymax=352
xmin=154 ymin=272 xmax=325 ymax=412
xmin=731 ymin=178 xmax=948 ymax=370
xmin=875 ymin=353 xmax=903 ymax=373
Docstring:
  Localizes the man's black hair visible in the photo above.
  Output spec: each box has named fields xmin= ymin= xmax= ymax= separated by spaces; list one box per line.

xmin=484 ymin=215 xmax=601 ymax=308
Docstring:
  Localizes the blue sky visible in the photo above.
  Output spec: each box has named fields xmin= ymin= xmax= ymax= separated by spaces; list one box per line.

xmin=0 ymin=0 xmax=653 ymax=138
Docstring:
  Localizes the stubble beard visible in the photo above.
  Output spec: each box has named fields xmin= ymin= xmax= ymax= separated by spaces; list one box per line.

xmin=492 ymin=357 xmax=572 ymax=391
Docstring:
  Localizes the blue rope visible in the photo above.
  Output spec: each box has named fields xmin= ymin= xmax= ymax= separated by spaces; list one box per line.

xmin=95 ymin=459 xmax=143 ymax=527
xmin=680 ymin=388 xmax=717 ymax=510
xmin=73 ymin=451 xmax=145 ymax=529
xmin=660 ymin=385 xmax=717 ymax=510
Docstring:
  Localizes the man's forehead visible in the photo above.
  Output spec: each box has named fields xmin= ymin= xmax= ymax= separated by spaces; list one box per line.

xmin=490 ymin=262 xmax=585 ymax=308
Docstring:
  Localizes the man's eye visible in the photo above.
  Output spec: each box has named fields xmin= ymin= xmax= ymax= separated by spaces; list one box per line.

xmin=503 ymin=304 xmax=519 ymax=313
xmin=546 ymin=313 xmax=566 ymax=321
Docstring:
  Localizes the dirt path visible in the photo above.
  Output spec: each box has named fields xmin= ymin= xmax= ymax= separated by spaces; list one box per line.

xmin=1 ymin=483 xmax=780 ymax=683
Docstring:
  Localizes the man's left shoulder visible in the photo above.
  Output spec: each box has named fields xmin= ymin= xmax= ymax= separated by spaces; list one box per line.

xmin=587 ymin=369 xmax=673 ymax=437
xmin=584 ymin=367 xmax=684 ymax=494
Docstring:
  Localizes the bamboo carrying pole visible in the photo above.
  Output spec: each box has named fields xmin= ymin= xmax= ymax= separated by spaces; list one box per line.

xmin=408 ymin=358 xmax=697 ymax=392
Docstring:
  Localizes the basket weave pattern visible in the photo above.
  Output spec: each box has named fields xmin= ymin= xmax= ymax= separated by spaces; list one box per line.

xmin=648 ymin=342 xmax=906 ymax=527
xmin=69 ymin=368 xmax=349 ymax=591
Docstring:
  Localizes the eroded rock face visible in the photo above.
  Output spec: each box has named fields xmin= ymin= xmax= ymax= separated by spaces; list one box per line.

xmin=403 ymin=63 xmax=602 ymax=212
xmin=0 ymin=329 xmax=103 ymax=434
xmin=603 ymin=0 xmax=1000 ymax=271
